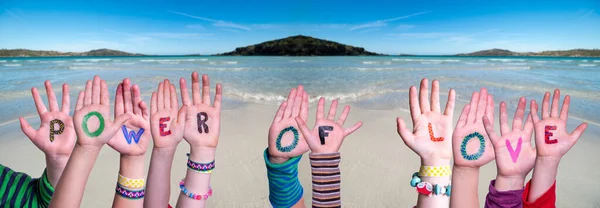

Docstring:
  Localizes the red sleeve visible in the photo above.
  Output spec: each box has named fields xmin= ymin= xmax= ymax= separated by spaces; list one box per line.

xmin=522 ymin=179 xmax=556 ymax=208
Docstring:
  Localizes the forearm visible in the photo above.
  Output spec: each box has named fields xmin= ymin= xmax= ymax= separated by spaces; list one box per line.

xmin=527 ymin=157 xmax=559 ymax=202
xmin=264 ymin=149 xmax=304 ymax=208
xmin=416 ymin=159 xmax=451 ymax=208
xmin=310 ymin=152 xmax=341 ymax=208
xmin=176 ymin=147 xmax=215 ymax=208
xmin=44 ymin=154 xmax=70 ymax=188
xmin=144 ymin=147 xmax=176 ymax=208
xmin=112 ymin=155 xmax=146 ymax=208
xmin=49 ymin=144 xmax=101 ymax=208
xmin=450 ymin=166 xmax=480 ymax=208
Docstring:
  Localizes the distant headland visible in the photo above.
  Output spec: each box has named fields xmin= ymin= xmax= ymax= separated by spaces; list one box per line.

xmin=455 ymin=48 xmax=600 ymax=57
xmin=0 ymin=49 xmax=145 ymax=57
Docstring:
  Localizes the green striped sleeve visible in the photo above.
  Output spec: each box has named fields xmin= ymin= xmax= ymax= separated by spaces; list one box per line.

xmin=0 ymin=164 xmax=55 ymax=208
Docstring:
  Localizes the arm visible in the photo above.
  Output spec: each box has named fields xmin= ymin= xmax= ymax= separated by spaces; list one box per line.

xmin=396 ymin=79 xmax=455 ymax=207
xmin=0 ymin=164 xmax=54 ymax=207
xmin=144 ymin=79 xmax=187 ymax=208
xmin=50 ymin=76 xmax=130 ymax=208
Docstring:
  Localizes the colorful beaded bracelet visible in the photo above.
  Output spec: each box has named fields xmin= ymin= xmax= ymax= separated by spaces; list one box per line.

xmin=179 ymin=179 xmax=213 ymax=200
xmin=410 ymin=172 xmax=451 ymax=197
xmin=186 ymin=153 xmax=215 ymax=173
xmin=116 ymin=183 xmax=145 ymax=200
xmin=117 ymin=174 xmax=145 ymax=190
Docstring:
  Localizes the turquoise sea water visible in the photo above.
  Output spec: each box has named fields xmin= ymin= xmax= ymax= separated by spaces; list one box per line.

xmin=1 ymin=56 xmax=599 ymax=132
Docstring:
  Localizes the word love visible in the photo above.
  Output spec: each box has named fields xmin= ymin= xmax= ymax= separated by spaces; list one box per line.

xmin=506 ymin=137 xmax=523 ymax=163
xmin=545 ymin=125 xmax=557 ymax=144
xmin=159 ymin=117 xmax=172 ymax=136
xmin=121 ymin=126 xmax=144 ymax=144
xmin=82 ymin=111 xmax=105 ymax=137
xmin=428 ymin=123 xmax=444 ymax=142
xmin=49 ymin=119 xmax=65 ymax=142
xmin=460 ymin=132 xmax=485 ymax=161
xmin=318 ymin=126 xmax=333 ymax=145
xmin=197 ymin=112 xmax=209 ymax=133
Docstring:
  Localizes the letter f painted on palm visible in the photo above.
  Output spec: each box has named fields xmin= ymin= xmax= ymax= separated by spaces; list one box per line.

xmin=122 ymin=125 xmax=144 ymax=144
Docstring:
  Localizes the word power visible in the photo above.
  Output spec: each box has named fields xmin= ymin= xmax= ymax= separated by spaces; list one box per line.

xmin=428 ymin=123 xmax=444 ymax=142
xmin=82 ymin=111 xmax=105 ymax=137
xmin=544 ymin=125 xmax=557 ymax=144
xmin=197 ymin=112 xmax=209 ymax=133
xmin=159 ymin=117 xmax=172 ymax=136
xmin=506 ymin=137 xmax=523 ymax=163
xmin=122 ymin=125 xmax=145 ymax=144
xmin=275 ymin=126 xmax=299 ymax=152
xmin=460 ymin=132 xmax=486 ymax=161
xmin=49 ymin=119 xmax=65 ymax=142
xmin=318 ymin=126 xmax=333 ymax=145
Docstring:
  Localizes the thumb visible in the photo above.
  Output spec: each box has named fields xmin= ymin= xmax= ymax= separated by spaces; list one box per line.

xmin=106 ymin=114 xmax=132 ymax=137
xmin=396 ymin=117 xmax=414 ymax=148
xmin=482 ymin=116 xmax=500 ymax=145
xmin=569 ymin=122 xmax=588 ymax=143
xmin=294 ymin=117 xmax=316 ymax=148
xmin=177 ymin=106 xmax=187 ymax=127
xmin=19 ymin=117 xmax=37 ymax=140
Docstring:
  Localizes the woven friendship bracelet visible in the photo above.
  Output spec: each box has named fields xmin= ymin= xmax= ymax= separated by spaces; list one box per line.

xmin=186 ymin=153 xmax=215 ymax=173
xmin=179 ymin=180 xmax=213 ymax=200
xmin=418 ymin=165 xmax=452 ymax=177
xmin=410 ymin=172 xmax=451 ymax=197
xmin=117 ymin=174 xmax=146 ymax=190
xmin=264 ymin=148 xmax=303 ymax=208
xmin=116 ymin=184 xmax=145 ymax=200
xmin=310 ymin=152 xmax=342 ymax=208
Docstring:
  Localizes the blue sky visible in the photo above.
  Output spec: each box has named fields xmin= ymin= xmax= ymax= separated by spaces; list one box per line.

xmin=1 ymin=0 xmax=599 ymax=55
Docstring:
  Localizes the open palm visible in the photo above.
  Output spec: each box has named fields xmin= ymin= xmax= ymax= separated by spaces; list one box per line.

xmin=150 ymin=79 xmax=186 ymax=149
xmin=108 ymin=79 xmax=150 ymax=156
xmin=268 ymin=86 xmax=310 ymax=162
xmin=181 ymin=72 xmax=222 ymax=149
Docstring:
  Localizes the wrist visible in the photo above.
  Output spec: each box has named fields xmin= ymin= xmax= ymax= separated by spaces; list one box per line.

xmin=536 ymin=156 xmax=561 ymax=166
xmin=494 ymin=175 xmax=525 ymax=191
xmin=119 ymin=155 xmax=146 ymax=178
xmin=421 ymin=158 xmax=451 ymax=166
xmin=189 ymin=146 xmax=216 ymax=163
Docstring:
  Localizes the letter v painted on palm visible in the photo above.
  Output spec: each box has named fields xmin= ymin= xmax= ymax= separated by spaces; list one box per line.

xmin=506 ymin=137 xmax=522 ymax=163
xmin=122 ymin=125 xmax=145 ymax=144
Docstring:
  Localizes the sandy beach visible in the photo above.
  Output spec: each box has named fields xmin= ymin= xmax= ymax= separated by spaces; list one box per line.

xmin=1 ymin=102 xmax=599 ymax=207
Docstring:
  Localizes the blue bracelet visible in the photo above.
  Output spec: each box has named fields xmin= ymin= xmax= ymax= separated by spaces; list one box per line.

xmin=179 ymin=179 xmax=213 ymax=200
xmin=410 ymin=172 xmax=451 ymax=197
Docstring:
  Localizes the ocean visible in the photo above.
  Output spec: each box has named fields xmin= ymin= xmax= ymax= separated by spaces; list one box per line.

xmin=1 ymin=56 xmax=599 ymax=133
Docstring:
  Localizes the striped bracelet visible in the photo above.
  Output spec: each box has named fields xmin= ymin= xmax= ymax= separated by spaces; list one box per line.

xmin=186 ymin=153 xmax=215 ymax=173
xmin=179 ymin=179 xmax=213 ymax=200
xmin=117 ymin=174 xmax=146 ymax=190
xmin=116 ymin=183 xmax=145 ymax=200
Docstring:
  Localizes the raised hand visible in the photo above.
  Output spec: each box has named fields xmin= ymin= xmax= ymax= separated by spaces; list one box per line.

xmin=73 ymin=76 xmax=130 ymax=147
xmin=483 ymin=97 xmax=536 ymax=190
xmin=295 ymin=97 xmax=362 ymax=153
xmin=181 ymin=72 xmax=222 ymax=151
xmin=452 ymin=88 xmax=495 ymax=168
xmin=397 ymin=78 xmax=455 ymax=165
xmin=108 ymin=78 xmax=150 ymax=156
xmin=267 ymin=86 xmax=310 ymax=163
xmin=150 ymin=79 xmax=186 ymax=149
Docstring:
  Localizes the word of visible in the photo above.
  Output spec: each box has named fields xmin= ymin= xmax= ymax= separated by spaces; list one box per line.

xmin=506 ymin=137 xmax=523 ymax=163
xmin=82 ymin=111 xmax=105 ymax=137
xmin=159 ymin=117 xmax=172 ymax=136
xmin=460 ymin=132 xmax=486 ymax=161
xmin=121 ymin=126 xmax=144 ymax=144
xmin=318 ymin=126 xmax=333 ymax=145
xmin=275 ymin=126 xmax=299 ymax=152
xmin=428 ymin=123 xmax=444 ymax=142
xmin=49 ymin=119 xmax=65 ymax=142
xmin=197 ymin=112 xmax=209 ymax=133
xmin=544 ymin=125 xmax=557 ymax=144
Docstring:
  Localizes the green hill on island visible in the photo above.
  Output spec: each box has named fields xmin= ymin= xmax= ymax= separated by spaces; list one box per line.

xmin=456 ymin=48 xmax=600 ymax=57
xmin=0 ymin=48 xmax=145 ymax=57
xmin=218 ymin=35 xmax=380 ymax=56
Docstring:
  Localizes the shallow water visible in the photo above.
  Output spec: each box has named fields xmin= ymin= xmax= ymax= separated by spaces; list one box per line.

xmin=1 ymin=56 xmax=599 ymax=130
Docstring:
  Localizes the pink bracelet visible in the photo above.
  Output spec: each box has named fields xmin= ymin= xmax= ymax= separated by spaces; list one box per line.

xmin=179 ymin=179 xmax=213 ymax=200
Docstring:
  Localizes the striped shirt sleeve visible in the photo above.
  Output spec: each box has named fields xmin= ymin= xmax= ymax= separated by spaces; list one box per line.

xmin=309 ymin=152 xmax=341 ymax=208
xmin=0 ymin=164 xmax=55 ymax=208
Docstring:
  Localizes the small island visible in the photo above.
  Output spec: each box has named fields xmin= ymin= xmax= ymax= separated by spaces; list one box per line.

xmin=456 ymin=48 xmax=600 ymax=57
xmin=0 ymin=48 xmax=145 ymax=57
xmin=217 ymin=35 xmax=381 ymax=56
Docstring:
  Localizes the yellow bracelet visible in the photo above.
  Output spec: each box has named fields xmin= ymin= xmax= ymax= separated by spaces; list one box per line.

xmin=117 ymin=174 xmax=145 ymax=190
xmin=418 ymin=165 xmax=451 ymax=177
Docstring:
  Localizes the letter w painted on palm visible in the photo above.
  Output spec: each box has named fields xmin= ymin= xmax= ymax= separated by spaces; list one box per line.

xmin=505 ymin=137 xmax=522 ymax=163
xmin=122 ymin=125 xmax=144 ymax=144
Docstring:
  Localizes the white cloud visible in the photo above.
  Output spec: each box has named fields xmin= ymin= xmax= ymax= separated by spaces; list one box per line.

xmin=146 ymin=33 xmax=213 ymax=38
xmin=359 ymin=28 xmax=380 ymax=33
xmin=579 ymin=9 xmax=595 ymax=20
xmin=186 ymin=24 xmax=205 ymax=30
xmin=349 ymin=11 xmax=429 ymax=31
xmin=168 ymin=11 xmax=250 ymax=31
xmin=220 ymin=28 xmax=241 ymax=33
xmin=396 ymin=24 xmax=415 ymax=30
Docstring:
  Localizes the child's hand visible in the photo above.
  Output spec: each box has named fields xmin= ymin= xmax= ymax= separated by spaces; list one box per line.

xmin=19 ymin=81 xmax=76 ymax=158
xmin=295 ymin=97 xmax=362 ymax=153
xmin=483 ymin=97 xmax=536 ymax=189
xmin=267 ymin=86 xmax=310 ymax=163
xmin=107 ymin=79 xmax=150 ymax=156
xmin=396 ymin=79 xmax=455 ymax=165
xmin=150 ymin=79 xmax=186 ymax=150
xmin=181 ymin=72 xmax=222 ymax=151
xmin=452 ymin=88 xmax=495 ymax=168
xmin=530 ymin=89 xmax=587 ymax=161
xmin=73 ymin=76 xmax=131 ymax=147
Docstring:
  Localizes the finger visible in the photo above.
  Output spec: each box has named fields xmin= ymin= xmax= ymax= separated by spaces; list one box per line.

xmin=419 ymin=78 xmax=430 ymax=113
xmin=284 ymin=88 xmax=297 ymax=118
xmin=431 ymin=80 xmax=441 ymax=112
xmin=337 ymin=105 xmax=351 ymax=125
xmin=500 ymin=102 xmax=509 ymax=135
xmin=483 ymin=116 xmax=500 ymax=145
xmin=140 ymin=101 xmax=149 ymax=121
xmin=569 ymin=123 xmax=588 ymax=142
xmin=100 ymin=80 xmax=109 ymax=106
xmin=486 ymin=95 xmax=494 ymax=125
xmin=84 ymin=80 xmax=92 ymax=105
xmin=397 ymin=118 xmax=414 ymax=148
xmin=92 ymin=75 xmax=101 ymax=104
xmin=513 ymin=97 xmax=527 ymax=131
xmin=45 ymin=81 xmax=59 ymax=111
xmin=123 ymin=79 xmax=133 ymax=113
xmin=443 ymin=89 xmax=455 ymax=117
xmin=530 ymin=100 xmax=540 ymax=124
xmin=75 ymin=91 xmax=84 ymax=111
xmin=316 ymin=97 xmax=325 ymax=119
xmin=179 ymin=77 xmax=191 ymax=106
xmin=524 ymin=114 xmax=534 ymax=138
xmin=409 ymin=86 xmax=421 ymax=120
xmin=19 ymin=117 xmax=37 ymax=139
xmin=559 ymin=95 xmax=570 ymax=120
xmin=344 ymin=121 xmax=363 ymax=137
xmin=202 ymin=74 xmax=211 ymax=105
xmin=107 ymin=114 xmax=132 ymax=136
xmin=157 ymin=82 xmax=164 ymax=109
xmin=177 ymin=105 xmax=187 ymax=125
xmin=457 ymin=104 xmax=470 ymax=128
xmin=273 ymin=101 xmax=288 ymax=123
xmin=467 ymin=92 xmax=479 ymax=123
xmin=214 ymin=83 xmax=223 ymax=109
xmin=115 ymin=83 xmax=124 ymax=116
xmin=133 ymin=85 xmax=142 ymax=116
xmin=150 ymin=92 xmax=157 ymax=115
xmin=31 ymin=87 xmax=48 ymax=115
xmin=295 ymin=117 xmax=317 ymax=148
xmin=164 ymin=80 xmax=171 ymax=109
xmin=476 ymin=88 xmax=488 ymax=121
xmin=550 ymin=89 xmax=560 ymax=118
xmin=191 ymin=72 xmax=201 ymax=105
xmin=291 ymin=85 xmax=303 ymax=117
xmin=61 ymin=84 xmax=70 ymax=114
xmin=327 ymin=99 xmax=338 ymax=120
xmin=170 ymin=84 xmax=178 ymax=109
xmin=542 ymin=92 xmax=550 ymax=119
